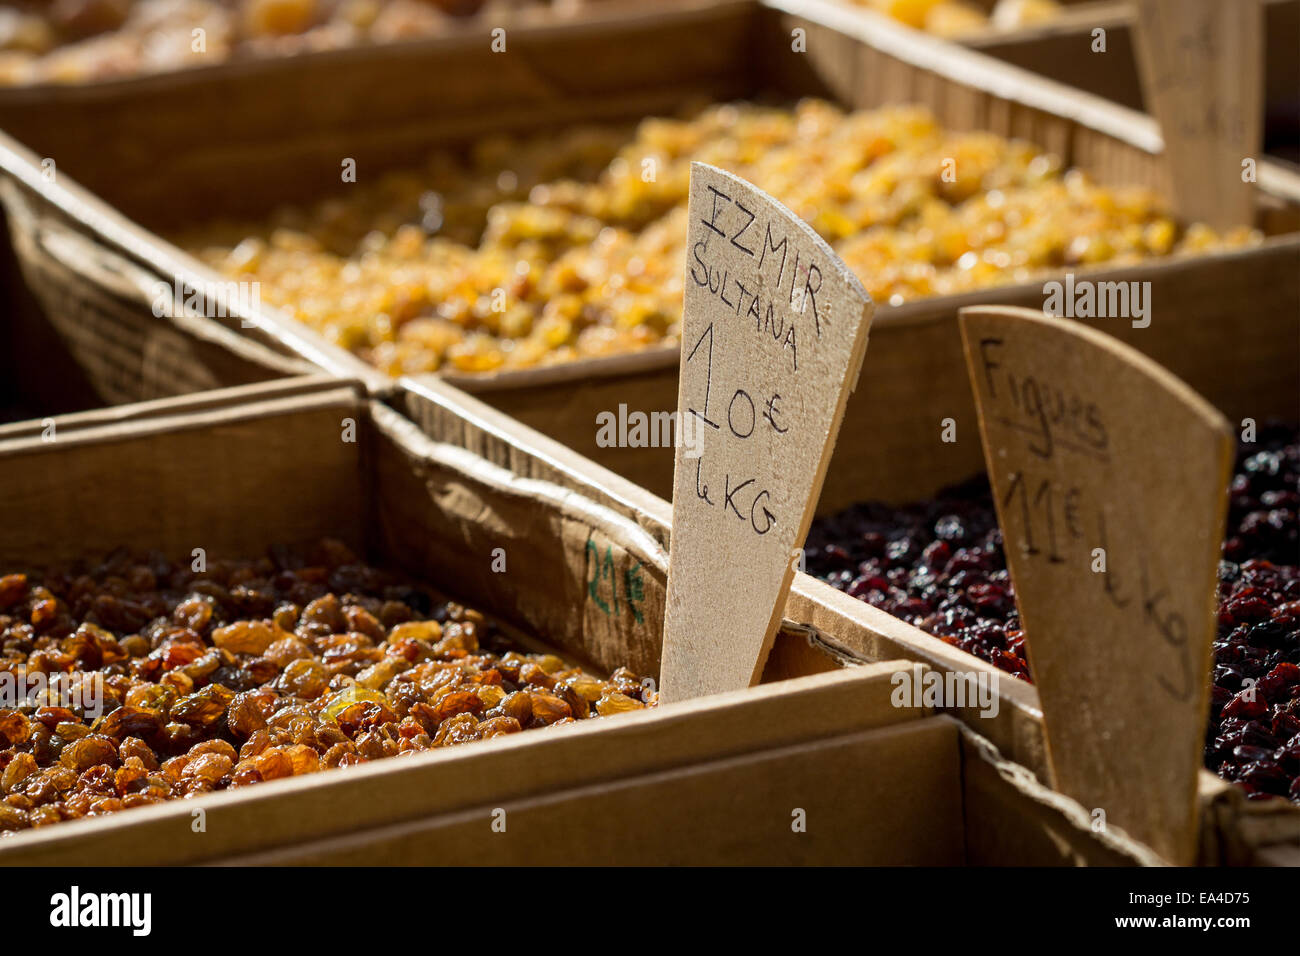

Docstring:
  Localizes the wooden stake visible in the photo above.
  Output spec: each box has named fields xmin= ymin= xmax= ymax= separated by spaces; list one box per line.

xmin=658 ymin=164 xmax=873 ymax=703
xmin=1133 ymin=0 xmax=1264 ymax=230
xmin=959 ymin=305 xmax=1233 ymax=864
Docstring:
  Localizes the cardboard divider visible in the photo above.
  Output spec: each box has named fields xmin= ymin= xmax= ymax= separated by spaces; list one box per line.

xmin=427 ymin=1 xmax=1300 ymax=501
xmin=225 ymin=717 xmax=1169 ymax=866
xmin=0 ymin=1 xmax=756 ymax=228
xmin=222 ymin=717 xmax=970 ymax=866
xmin=940 ymin=0 xmax=1300 ymax=166
xmin=0 ymin=382 xmax=367 ymax=569
xmin=810 ymin=0 xmax=1297 ymax=173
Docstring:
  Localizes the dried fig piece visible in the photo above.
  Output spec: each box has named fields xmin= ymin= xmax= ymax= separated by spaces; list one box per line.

xmin=93 ymin=706 xmax=163 ymax=742
xmin=0 ymin=574 xmax=27 ymax=611
xmin=172 ymin=595 xmax=214 ymax=634
xmin=119 ymin=737 xmax=158 ymax=770
xmin=227 ymin=688 xmax=278 ymax=739
xmin=181 ymin=753 xmax=234 ymax=784
xmin=264 ymin=635 xmax=312 ymax=668
xmin=113 ymin=758 xmax=148 ymax=795
xmin=278 ymin=658 xmax=330 ymax=699
xmin=0 ymin=803 xmax=30 ymax=830
xmin=33 ymin=706 xmax=77 ymax=730
xmin=244 ymin=747 xmax=294 ymax=782
xmin=0 ymin=544 xmax=656 ymax=831
xmin=300 ymin=594 xmax=346 ymax=637
xmin=345 ymin=605 xmax=386 ymax=642
xmin=355 ymin=658 xmax=406 ymax=690
xmin=427 ymin=690 xmax=484 ymax=725
xmin=497 ymin=691 xmax=533 ymax=727
xmin=389 ymin=620 xmax=441 ymax=643
xmin=554 ymin=683 xmax=591 ymax=719
xmin=283 ymin=744 xmax=320 ymax=775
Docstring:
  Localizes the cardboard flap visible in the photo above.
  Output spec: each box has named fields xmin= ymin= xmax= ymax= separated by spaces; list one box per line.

xmin=959 ymin=304 xmax=1234 ymax=864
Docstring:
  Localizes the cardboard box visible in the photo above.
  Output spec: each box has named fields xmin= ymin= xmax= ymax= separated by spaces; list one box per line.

xmin=407 ymin=337 xmax=1300 ymax=866
xmin=397 ymin=370 xmax=1300 ymax=866
xmin=0 ymin=376 xmax=1153 ymax=865
xmin=0 ymin=169 xmax=311 ymax=424
xmin=0 ymin=0 xmax=1289 ymax=863
xmin=0 ymin=0 xmax=1295 ymax=485
xmin=924 ymin=0 xmax=1299 ymax=166
xmin=213 ymin=716 xmax=1159 ymax=866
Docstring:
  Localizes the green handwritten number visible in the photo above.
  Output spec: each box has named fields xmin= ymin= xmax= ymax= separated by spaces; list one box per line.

xmin=603 ymin=545 xmax=618 ymax=616
xmin=587 ymin=539 xmax=645 ymax=624
xmin=624 ymin=560 xmax=645 ymax=624
xmin=586 ymin=540 xmax=611 ymax=615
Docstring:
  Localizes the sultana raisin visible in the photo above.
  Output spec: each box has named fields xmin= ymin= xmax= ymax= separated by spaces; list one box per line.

xmin=0 ymin=543 xmax=653 ymax=832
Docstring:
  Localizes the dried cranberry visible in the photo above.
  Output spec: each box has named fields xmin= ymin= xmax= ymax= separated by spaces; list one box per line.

xmin=808 ymin=423 xmax=1300 ymax=803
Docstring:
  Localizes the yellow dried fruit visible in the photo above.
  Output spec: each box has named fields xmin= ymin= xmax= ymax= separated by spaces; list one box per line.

xmin=211 ymin=620 xmax=276 ymax=656
xmin=595 ymin=693 xmax=645 ymax=716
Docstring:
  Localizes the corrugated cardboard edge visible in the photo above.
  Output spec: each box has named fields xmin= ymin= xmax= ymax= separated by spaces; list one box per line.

xmin=0 ymin=373 xmax=354 ymax=440
xmin=958 ymin=724 xmax=1167 ymax=866
xmin=0 ymin=132 xmax=389 ymax=395
xmin=0 ymin=179 xmax=316 ymax=403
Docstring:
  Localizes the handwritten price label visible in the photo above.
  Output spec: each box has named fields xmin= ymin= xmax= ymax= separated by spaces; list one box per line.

xmin=961 ymin=305 xmax=1233 ymax=864
xmin=659 ymin=164 xmax=872 ymax=702
xmin=1133 ymin=0 xmax=1262 ymax=230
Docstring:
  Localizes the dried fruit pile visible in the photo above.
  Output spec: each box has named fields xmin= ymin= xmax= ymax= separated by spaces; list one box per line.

xmin=0 ymin=0 xmax=503 ymax=86
xmin=856 ymin=0 xmax=1063 ymax=38
xmin=0 ymin=540 xmax=654 ymax=833
xmin=184 ymin=100 xmax=1259 ymax=376
xmin=805 ymin=423 xmax=1300 ymax=801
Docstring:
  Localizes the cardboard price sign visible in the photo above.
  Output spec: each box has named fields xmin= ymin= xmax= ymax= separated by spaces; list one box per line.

xmin=658 ymin=163 xmax=873 ymax=703
xmin=1133 ymin=0 xmax=1263 ymax=230
xmin=959 ymin=305 xmax=1233 ymax=864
